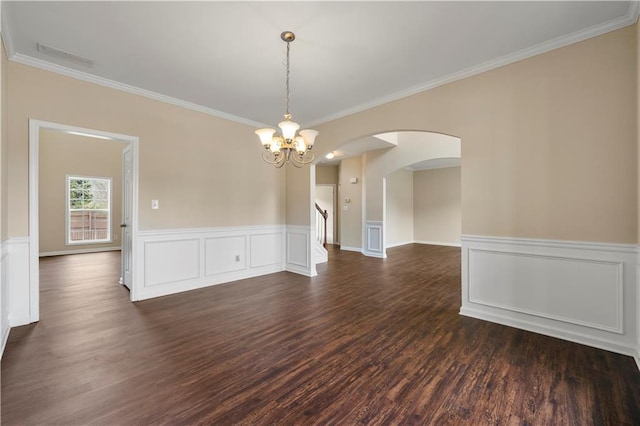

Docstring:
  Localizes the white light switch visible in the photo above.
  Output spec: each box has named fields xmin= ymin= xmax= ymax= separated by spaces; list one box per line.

xmin=343 ymin=205 xmax=349 ymax=211
xmin=151 ymin=200 xmax=159 ymax=210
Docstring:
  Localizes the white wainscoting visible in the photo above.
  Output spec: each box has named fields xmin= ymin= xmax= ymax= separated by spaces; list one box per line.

xmin=286 ymin=225 xmax=316 ymax=277
xmin=1 ymin=239 xmax=9 ymax=357
xmin=313 ymin=240 xmax=328 ymax=265
xmin=136 ymin=225 xmax=287 ymax=300
xmin=461 ymin=235 xmax=638 ymax=357
xmin=364 ymin=221 xmax=386 ymax=258
xmin=7 ymin=237 xmax=31 ymax=328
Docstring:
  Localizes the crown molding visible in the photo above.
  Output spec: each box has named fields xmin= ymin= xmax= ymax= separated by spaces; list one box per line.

xmin=8 ymin=52 xmax=268 ymax=128
xmin=307 ymin=3 xmax=640 ymax=127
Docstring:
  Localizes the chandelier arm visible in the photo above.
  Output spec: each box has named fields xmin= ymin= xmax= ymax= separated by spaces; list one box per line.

xmin=262 ymin=150 xmax=283 ymax=166
xmin=289 ymin=150 xmax=314 ymax=167
xmin=262 ymin=150 xmax=282 ymax=167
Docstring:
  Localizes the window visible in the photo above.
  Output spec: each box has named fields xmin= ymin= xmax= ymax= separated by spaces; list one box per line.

xmin=67 ymin=176 xmax=111 ymax=245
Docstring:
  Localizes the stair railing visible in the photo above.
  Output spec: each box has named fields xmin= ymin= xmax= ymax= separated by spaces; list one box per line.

xmin=315 ymin=203 xmax=328 ymax=248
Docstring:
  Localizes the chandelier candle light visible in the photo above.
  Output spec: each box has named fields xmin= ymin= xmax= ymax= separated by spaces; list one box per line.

xmin=255 ymin=31 xmax=318 ymax=168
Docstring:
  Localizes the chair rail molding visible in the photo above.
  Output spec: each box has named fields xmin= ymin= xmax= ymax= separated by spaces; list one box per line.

xmin=461 ymin=235 xmax=638 ymax=358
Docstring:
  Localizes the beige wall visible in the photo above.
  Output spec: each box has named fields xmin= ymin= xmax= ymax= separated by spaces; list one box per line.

xmin=8 ymin=62 xmax=285 ymax=237
xmin=312 ymin=26 xmax=636 ymax=244
xmin=1 ymin=41 xmax=7 ymax=241
xmin=316 ymin=165 xmax=339 ymax=185
xmin=385 ymin=168 xmax=414 ymax=247
xmin=365 ymin=132 xmax=460 ymax=221
xmin=637 ymin=22 xmax=640 ymax=247
xmin=1 ymin=34 xmax=8 ymax=338
xmin=285 ymin=165 xmax=312 ymax=226
xmin=414 ymin=167 xmax=461 ymax=245
xmin=339 ymin=156 xmax=363 ymax=249
xmin=634 ymin=23 xmax=640 ymax=355
xmin=38 ymin=130 xmax=126 ymax=253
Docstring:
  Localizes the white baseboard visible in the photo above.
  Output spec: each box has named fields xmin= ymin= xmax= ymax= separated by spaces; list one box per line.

xmin=340 ymin=246 xmax=362 ymax=253
xmin=363 ymin=250 xmax=387 ymax=258
xmin=460 ymin=305 xmax=635 ymax=357
xmin=461 ymin=235 xmax=638 ymax=358
xmin=414 ymin=240 xmax=462 ymax=248
xmin=385 ymin=240 xmax=462 ymax=249
xmin=40 ymin=246 xmax=121 ymax=257
xmin=385 ymin=240 xmax=414 ymax=249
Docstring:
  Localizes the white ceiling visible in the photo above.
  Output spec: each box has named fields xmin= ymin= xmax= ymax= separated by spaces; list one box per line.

xmin=2 ymin=2 xmax=637 ymax=128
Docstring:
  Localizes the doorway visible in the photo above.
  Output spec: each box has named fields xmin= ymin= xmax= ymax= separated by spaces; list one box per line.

xmin=316 ymin=184 xmax=337 ymax=244
xmin=28 ymin=120 xmax=139 ymax=323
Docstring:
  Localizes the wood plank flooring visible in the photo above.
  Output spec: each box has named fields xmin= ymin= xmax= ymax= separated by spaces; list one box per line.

xmin=2 ymin=245 xmax=640 ymax=424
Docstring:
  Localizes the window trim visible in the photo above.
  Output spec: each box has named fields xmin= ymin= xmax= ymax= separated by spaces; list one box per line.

xmin=65 ymin=175 xmax=113 ymax=246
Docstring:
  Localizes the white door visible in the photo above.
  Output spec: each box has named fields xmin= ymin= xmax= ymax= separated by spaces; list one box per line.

xmin=121 ymin=145 xmax=133 ymax=289
xmin=316 ymin=185 xmax=336 ymax=244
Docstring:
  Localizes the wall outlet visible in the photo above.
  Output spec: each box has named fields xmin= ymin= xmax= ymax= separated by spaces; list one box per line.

xmin=151 ymin=200 xmax=159 ymax=209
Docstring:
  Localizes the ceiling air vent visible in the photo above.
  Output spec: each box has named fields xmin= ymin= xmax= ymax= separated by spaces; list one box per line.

xmin=36 ymin=43 xmax=94 ymax=68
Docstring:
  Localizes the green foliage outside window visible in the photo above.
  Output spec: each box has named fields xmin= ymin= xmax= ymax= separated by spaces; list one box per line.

xmin=69 ymin=178 xmax=109 ymax=210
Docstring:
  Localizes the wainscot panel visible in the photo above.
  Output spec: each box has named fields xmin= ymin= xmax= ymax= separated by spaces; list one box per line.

xmin=7 ymin=237 xmax=31 ymax=327
xmin=364 ymin=221 xmax=385 ymax=258
xmin=286 ymin=226 xmax=316 ymax=277
xmin=136 ymin=226 xmax=286 ymax=300
xmin=251 ymin=232 xmax=284 ymax=268
xmin=144 ymin=239 xmax=201 ymax=287
xmin=461 ymin=235 xmax=638 ymax=357
xmin=205 ymin=235 xmax=247 ymax=276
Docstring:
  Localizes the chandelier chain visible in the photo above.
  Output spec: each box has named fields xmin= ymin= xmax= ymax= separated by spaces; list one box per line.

xmin=285 ymin=40 xmax=290 ymax=117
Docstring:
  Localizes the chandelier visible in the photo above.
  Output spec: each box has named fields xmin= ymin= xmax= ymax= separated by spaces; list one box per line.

xmin=255 ymin=31 xmax=318 ymax=168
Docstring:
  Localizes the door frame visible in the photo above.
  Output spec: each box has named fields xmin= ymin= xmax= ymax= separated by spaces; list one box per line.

xmin=28 ymin=119 xmax=140 ymax=322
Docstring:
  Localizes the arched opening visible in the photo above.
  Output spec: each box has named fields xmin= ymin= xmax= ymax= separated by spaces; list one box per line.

xmin=312 ymin=130 xmax=461 ymax=262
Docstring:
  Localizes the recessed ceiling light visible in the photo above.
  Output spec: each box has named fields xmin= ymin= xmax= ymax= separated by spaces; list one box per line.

xmin=325 ymin=152 xmax=335 ymax=159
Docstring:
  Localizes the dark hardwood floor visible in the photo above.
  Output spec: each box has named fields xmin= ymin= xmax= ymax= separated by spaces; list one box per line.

xmin=2 ymin=245 xmax=640 ymax=424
